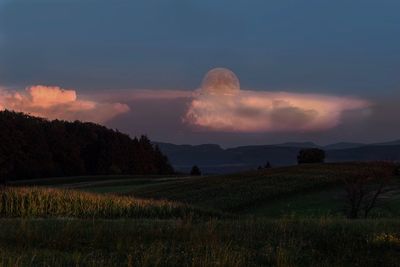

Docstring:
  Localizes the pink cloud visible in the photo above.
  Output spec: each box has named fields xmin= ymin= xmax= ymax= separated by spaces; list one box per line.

xmin=184 ymin=91 xmax=370 ymax=132
xmin=0 ymin=85 xmax=129 ymax=123
xmin=184 ymin=68 xmax=370 ymax=133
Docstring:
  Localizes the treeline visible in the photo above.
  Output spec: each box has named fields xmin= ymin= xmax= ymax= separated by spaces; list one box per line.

xmin=0 ymin=111 xmax=174 ymax=181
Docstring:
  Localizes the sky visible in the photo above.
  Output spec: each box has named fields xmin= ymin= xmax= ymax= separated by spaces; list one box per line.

xmin=0 ymin=0 xmax=399 ymax=147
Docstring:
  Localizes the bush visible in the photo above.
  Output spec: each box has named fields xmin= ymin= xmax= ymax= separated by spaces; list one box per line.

xmin=297 ymin=148 xmax=325 ymax=164
xmin=190 ymin=165 xmax=202 ymax=176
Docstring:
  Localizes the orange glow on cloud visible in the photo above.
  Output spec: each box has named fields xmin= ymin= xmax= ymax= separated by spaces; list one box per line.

xmin=0 ymin=67 xmax=371 ymax=133
xmin=0 ymin=85 xmax=129 ymax=123
xmin=184 ymin=68 xmax=370 ymax=132
xmin=185 ymin=91 xmax=369 ymax=132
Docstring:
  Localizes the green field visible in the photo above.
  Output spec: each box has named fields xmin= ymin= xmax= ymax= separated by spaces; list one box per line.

xmin=13 ymin=163 xmax=400 ymax=217
xmin=2 ymin=162 xmax=400 ymax=266
xmin=1 ymin=218 xmax=400 ymax=267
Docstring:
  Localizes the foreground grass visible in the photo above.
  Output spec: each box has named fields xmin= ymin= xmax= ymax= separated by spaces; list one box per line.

xmin=0 ymin=218 xmax=399 ymax=266
xmin=0 ymin=187 xmax=219 ymax=219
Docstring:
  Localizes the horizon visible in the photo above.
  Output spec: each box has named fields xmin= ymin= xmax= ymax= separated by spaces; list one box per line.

xmin=153 ymin=138 xmax=400 ymax=149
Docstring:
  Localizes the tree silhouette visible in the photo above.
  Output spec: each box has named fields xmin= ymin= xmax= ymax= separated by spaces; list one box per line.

xmin=297 ymin=148 xmax=325 ymax=164
xmin=0 ymin=110 xmax=174 ymax=180
xmin=342 ymin=162 xmax=395 ymax=219
xmin=190 ymin=165 xmax=201 ymax=176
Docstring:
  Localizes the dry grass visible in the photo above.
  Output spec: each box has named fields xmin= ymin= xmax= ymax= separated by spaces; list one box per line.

xmin=0 ymin=187 xmax=219 ymax=219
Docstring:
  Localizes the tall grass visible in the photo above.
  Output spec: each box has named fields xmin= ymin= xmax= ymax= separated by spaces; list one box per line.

xmin=0 ymin=187 xmax=219 ymax=219
xmin=0 ymin=218 xmax=399 ymax=266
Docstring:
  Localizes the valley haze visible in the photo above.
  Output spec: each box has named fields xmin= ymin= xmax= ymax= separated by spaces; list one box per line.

xmin=156 ymin=140 xmax=400 ymax=173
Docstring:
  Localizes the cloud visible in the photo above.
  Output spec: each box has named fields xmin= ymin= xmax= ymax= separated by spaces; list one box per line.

xmin=0 ymin=85 xmax=129 ymax=123
xmin=0 ymin=67 xmax=371 ymax=136
xmin=184 ymin=91 xmax=370 ymax=132
xmin=184 ymin=68 xmax=370 ymax=133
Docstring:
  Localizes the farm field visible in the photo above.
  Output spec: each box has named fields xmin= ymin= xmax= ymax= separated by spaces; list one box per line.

xmin=13 ymin=163 xmax=400 ymax=217
xmin=1 ymin=218 xmax=400 ymax=266
xmin=2 ymin=162 xmax=400 ymax=266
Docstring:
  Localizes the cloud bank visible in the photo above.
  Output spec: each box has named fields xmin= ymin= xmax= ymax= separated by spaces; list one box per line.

xmin=0 ymin=68 xmax=370 ymax=135
xmin=0 ymin=85 xmax=129 ymax=123
xmin=185 ymin=91 xmax=369 ymax=132
xmin=184 ymin=68 xmax=370 ymax=132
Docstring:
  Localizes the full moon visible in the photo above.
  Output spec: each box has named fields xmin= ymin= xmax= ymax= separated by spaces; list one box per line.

xmin=201 ymin=68 xmax=240 ymax=95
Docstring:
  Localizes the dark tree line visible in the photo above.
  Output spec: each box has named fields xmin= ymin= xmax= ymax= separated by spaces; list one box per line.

xmin=0 ymin=111 xmax=174 ymax=182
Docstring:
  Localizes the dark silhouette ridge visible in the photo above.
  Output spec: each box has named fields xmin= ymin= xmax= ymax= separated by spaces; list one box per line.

xmin=0 ymin=110 xmax=174 ymax=182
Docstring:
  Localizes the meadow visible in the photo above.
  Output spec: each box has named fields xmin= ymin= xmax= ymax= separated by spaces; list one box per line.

xmin=0 ymin=218 xmax=400 ymax=266
xmin=1 ymin=162 xmax=400 ymax=266
xmin=13 ymin=163 xmax=400 ymax=217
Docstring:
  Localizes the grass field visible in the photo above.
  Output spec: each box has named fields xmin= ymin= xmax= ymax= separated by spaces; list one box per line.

xmin=2 ymin=162 xmax=400 ymax=266
xmin=0 ymin=187 xmax=220 ymax=219
xmin=15 ymin=163 xmax=398 ymax=217
xmin=0 ymin=218 xmax=400 ymax=266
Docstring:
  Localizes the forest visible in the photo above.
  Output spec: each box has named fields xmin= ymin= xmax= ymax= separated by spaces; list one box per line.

xmin=0 ymin=110 xmax=174 ymax=181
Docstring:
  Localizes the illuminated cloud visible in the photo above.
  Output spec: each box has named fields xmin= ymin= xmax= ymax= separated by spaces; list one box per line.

xmin=0 ymin=68 xmax=371 ymax=134
xmin=0 ymin=85 xmax=129 ymax=123
xmin=184 ymin=68 xmax=370 ymax=132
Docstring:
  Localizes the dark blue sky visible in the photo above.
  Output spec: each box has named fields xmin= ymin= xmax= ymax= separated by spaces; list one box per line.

xmin=0 ymin=0 xmax=399 ymax=146
xmin=1 ymin=0 xmax=400 ymax=93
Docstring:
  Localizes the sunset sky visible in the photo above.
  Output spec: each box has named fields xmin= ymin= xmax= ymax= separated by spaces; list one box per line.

xmin=1 ymin=0 xmax=399 ymax=146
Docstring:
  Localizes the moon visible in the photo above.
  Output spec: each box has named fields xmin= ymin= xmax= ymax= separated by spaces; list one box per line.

xmin=201 ymin=67 xmax=240 ymax=95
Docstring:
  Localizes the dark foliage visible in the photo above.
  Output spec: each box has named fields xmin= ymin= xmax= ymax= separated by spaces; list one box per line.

xmin=342 ymin=162 xmax=395 ymax=219
xmin=257 ymin=161 xmax=271 ymax=171
xmin=297 ymin=148 xmax=325 ymax=164
xmin=190 ymin=165 xmax=201 ymax=176
xmin=0 ymin=111 xmax=174 ymax=181
xmin=394 ymin=164 xmax=400 ymax=176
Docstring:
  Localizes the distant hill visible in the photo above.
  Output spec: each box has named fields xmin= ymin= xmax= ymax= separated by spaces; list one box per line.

xmin=0 ymin=111 xmax=174 ymax=181
xmin=324 ymin=142 xmax=365 ymax=150
xmin=370 ymin=140 xmax=400 ymax=146
xmin=155 ymin=142 xmax=304 ymax=173
xmin=271 ymin=142 xmax=320 ymax=148
xmin=327 ymin=145 xmax=400 ymax=162
xmin=156 ymin=140 xmax=400 ymax=174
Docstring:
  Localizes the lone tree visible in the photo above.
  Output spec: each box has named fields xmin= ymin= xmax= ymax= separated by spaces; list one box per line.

xmin=297 ymin=148 xmax=325 ymax=164
xmin=258 ymin=161 xmax=271 ymax=170
xmin=343 ymin=162 xmax=395 ymax=219
xmin=190 ymin=165 xmax=201 ymax=176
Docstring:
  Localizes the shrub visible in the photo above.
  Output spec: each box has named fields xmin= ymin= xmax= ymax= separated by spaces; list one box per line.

xmin=297 ymin=148 xmax=325 ymax=164
xmin=342 ymin=161 xmax=395 ymax=219
xmin=190 ymin=165 xmax=202 ymax=176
